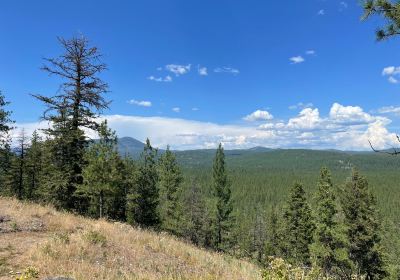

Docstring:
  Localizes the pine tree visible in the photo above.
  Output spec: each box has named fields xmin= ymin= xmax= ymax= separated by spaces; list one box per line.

xmin=265 ymin=206 xmax=281 ymax=258
xmin=12 ymin=129 xmax=28 ymax=199
xmin=313 ymin=167 xmax=351 ymax=277
xmin=25 ymin=130 xmax=43 ymax=200
xmin=211 ymin=143 xmax=234 ymax=251
xmin=341 ymin=169 xmax=387 ymax=279
xmin=282 ymin=182 xmax=315 ymax=266
xmin=250 ymin=205 xmax=267 ymax=264
xmin=127 ymin=139 xmax=160 ymax=228
xmin=33 ymin=36 xmax=109 ymax=210
xmin=79 ymin=121 xmax=120 ymax=218
xmin=0 ymin=91 xmax=14 ymax=195
xmin=157 ymin=146 xmax=184 ymax=235
xmin=181 ymin=179 xmax=211 ymax=247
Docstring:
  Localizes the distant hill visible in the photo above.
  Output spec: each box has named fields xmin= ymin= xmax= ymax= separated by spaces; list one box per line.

xmin=0 ymin=197 xmax=260 ymax=279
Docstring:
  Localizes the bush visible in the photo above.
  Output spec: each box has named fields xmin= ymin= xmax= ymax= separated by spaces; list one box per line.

xmin=15 ymin=266 xmax=39 ymax=279
xmin=84 ymin=230 xmax=106 ymax=246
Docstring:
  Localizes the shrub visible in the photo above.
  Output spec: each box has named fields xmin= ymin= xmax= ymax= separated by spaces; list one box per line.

xmin=84 ymin=230 xmax=107 ymax=246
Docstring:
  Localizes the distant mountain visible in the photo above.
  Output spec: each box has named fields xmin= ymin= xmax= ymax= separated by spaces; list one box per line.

xmin=117 ymin=137 xmax=146 ymax=157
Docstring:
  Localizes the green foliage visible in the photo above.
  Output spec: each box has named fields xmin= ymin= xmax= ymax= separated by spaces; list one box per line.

xmin=33 ymin=36 xmax=109 ymax=211
xmin=157 ymin=146 xmax=184 ymax=235
xmin=211 ymin=143 xmax=234 ymax=252
xmin=84 ymin=230 xmax=107 ymax=246
xmin=362 ymin=0 xmax=400 ymax=41
xmin=341 ymin=169 xmax=387 ymax=279
xmin=15 ymin=266 xmax=39 ymax=280
xmin=127 ymin=139 xmax=160 ymax=228
xmin=313 ymin=167 xmax=351 ymax=277
xmin=79 ymin=121 xmax=122 ymax=218
xmin=282 ymin=182 xmax=315 ymax=266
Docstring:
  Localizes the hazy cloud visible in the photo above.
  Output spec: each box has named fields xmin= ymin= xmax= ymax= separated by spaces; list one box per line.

xmin=127 ymin=99 xmax=152 ymax=107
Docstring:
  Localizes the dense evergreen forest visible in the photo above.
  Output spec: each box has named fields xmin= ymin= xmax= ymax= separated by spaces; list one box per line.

xmin=0 ymin=35 xmax=399 ymax=279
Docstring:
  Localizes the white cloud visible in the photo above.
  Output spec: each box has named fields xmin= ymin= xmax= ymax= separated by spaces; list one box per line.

xmin=388 ymin=76 xmax=399 ymax=84
xmin=214 ymin=67 xmax=240 ymax=75
xmin=165 ymin=64 xmax=191 ymax=76
xmin=13 ymin=104 xmax=399 ymax=151
xmin=306 ymin=50 xmax=315 ymax=55
xmin=192 ymin=107 xmax=199 ymax=111
xmin=382 ymin=66 xmax=400 ymax=84
xmin=172 ymin=107 xmax=180 ymax=113
xmin=148 ymin=75 xmax=172 ymax=82
xmin=290 ymin=56 xmax=305 ymax=64
xmin=317 ymin=9 xmax=325 ymax=16
xmin=243 ymin=110 xmax=274 ymax=121
xmin=289 ymin=102 xmax=313 ymax=110
xmin=198 ymin=66 xmax=208 ymax=76
xmin=127 ymin=99 xmax=152 ymax=107
xmin=377 ymin=106 xmax=400 ymax=116
xmin=287 ymin=108 xmax=322 ymax=130
xmin=329 ymin=103 xmax=377 ymax=125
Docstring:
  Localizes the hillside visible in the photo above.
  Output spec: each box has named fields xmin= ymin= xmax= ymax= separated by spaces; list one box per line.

xmin=0 ymin=197 xmax=261 ymax=280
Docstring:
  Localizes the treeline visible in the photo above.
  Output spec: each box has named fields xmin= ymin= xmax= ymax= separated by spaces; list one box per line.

xmin=0 ymin=36 xmax=394 ymax=279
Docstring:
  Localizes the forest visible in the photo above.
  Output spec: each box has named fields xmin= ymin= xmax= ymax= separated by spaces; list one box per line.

xmin=2 ymin=1 xmax=400 ymax=279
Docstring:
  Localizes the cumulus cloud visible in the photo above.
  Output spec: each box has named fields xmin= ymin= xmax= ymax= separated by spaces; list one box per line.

xmin=243 ymin=110 xmax=273 ymax=122
xmin=148 ymin=75 xmax=172 ymax=82
xmin=127 ymin=99 xmax=152 ymax=107
xmin=172 ymin=107 xmax=180 ymax=113
xmin=290 ymin=56 xmax=305 ymax=64
xmin=165 ymin=64 xmax=191 ymax=76
xmin=214 ymin=67 xmax=240 ymax=75
xmin=198 ymin=66 xmax=208 ymax=76
xmin=329 ymin=103 xmax=377 ymax=125
xmin=13 ymin=103 xmax=398 ymax=151
xmin=382 ymin=66 xmax=400 ymax=84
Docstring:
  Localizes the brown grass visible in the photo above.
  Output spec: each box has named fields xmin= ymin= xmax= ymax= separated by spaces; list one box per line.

xmin=0 ymin=197 xmax=261 ymax=280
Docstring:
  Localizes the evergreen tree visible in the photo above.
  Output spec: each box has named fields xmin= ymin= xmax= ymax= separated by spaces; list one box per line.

xmin=265 ymin=206 xmax=281 ymax=258
xmin=211 ymin=143 xmax=234 ymax=251
xmin=157 ymin=146 xmax=184 ymax=235
xmin=313 ymin=167 xmax=350 ymax=277
xmin=181 ymin=180 xmax=212 ymax=247
xmin=341 ymin=169 xmax=387 ymax=279
xmin=79 ymin=121 xmax=120 ymax=218
xmin=282 ymin=182 xmax=315 ymax=266
xmin=25 ymin=130 xmax=43 ymax=200
xmin=33 ymin=36 xmax=109 ymax=210
xmin=127 ymin=139 xmax=159 ymax=228
xmin=12 ymin=129 xmax=28 ymax=199
xmin=362 ymin=0 xmax=400 ymax=41
xmin=250 ymin=204 xmax=267 ymax=264
xmin=0 ymin=91 xmax=13 ymax=194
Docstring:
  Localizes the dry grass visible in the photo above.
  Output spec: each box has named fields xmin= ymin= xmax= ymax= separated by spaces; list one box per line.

xmin=0 ymin=197 xmax=261 ymax=280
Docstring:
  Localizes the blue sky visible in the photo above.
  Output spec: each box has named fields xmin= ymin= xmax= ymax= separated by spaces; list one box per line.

xmin=1 ymin=0 xmax=400 ymax=150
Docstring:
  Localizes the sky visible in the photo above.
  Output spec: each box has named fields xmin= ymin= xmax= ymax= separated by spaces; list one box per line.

xmin=1 ymin=0 xmax=400 ymax=150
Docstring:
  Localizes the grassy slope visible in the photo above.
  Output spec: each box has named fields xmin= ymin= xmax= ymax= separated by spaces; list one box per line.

xmin=0 ymin=197 xmax=260 ymax=280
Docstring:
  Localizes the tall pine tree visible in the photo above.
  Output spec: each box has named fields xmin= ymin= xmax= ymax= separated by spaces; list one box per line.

xmin=282 ymin=182 xmax=315 ymax=266
xmin=127 ymin=139 xmax=160 ymax=228
xmin=313 ymin=167 xmax=350 ymax=278
xmin=341 ymin=169 xmax=387 ymax=279
xmin=157 ymin=146 xmax=184 ymax=235
xmin=211 ymin=143 xmax=234 ymax=251
xmin=33 ymin=36 xmax=109 ymax=210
